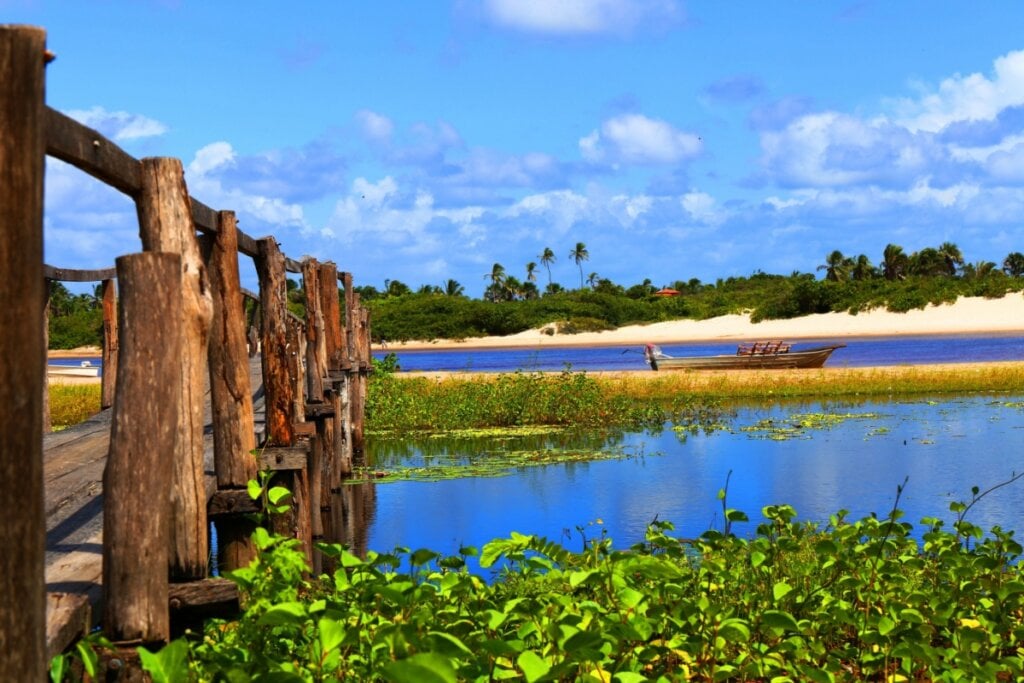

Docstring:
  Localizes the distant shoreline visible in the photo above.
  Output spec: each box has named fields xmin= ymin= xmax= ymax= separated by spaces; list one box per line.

xmin=376 ymin=295 xmax=1024 ymax=352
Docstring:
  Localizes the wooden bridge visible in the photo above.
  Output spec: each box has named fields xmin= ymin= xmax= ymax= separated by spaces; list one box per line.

xmin=2 ymin=25 xmax=376 ymax=678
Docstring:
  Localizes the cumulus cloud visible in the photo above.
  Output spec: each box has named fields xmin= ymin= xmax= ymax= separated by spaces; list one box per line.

xmin=355 ymin=109 xmax=395 ymax=143
xmin=481 ymin=0 xmax=682 ymax=36
xmin=893 ymin=50 xmax=1024 ymax=133
xmin=580 ymin=114 xmax=702 ymax=166
xmin=67 ymin=106 xmax=168 ymax=141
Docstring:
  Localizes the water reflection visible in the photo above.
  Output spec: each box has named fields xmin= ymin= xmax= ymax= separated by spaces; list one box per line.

xmin=329 ymin=395 xmax=1024 ymax=563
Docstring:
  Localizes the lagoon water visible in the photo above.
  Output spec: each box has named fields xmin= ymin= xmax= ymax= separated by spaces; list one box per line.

xmin=349 ymin=395 xmax=1024 ymax=566
xmin=382 ymin=333 xmax=1024 ymax=373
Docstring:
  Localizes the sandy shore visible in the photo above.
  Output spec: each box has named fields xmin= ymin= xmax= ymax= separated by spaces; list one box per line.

xmin=378 ymin=295 xmax=1024 ymax=352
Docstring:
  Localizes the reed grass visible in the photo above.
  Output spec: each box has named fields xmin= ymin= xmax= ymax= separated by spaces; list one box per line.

xmin=49 ymin=383 xmax=102 ymax=430
xmin=589 ymin=361 xmax=1024 ymax=401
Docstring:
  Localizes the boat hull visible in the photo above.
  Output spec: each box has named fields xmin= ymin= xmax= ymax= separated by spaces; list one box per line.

xmin=47 ymin=364 xmax=100 ymax=378
xmin=652 ymin=344 xmax=845 ymax=371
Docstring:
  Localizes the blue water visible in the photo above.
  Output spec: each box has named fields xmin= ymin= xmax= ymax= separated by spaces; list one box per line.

xmin=48 ymin=357 xmax=103 ymax=376
xmin=379 ymin=334 xmax=1024 ymax=373
xmin=348 ymin=395 xmax=1024 ymax=565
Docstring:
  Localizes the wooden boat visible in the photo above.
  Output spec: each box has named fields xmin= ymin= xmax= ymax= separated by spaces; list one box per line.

xmin=47 ymin=360 xmax=100 ymax=378
xmin=643 ymin=340 xmax=845 ymax=371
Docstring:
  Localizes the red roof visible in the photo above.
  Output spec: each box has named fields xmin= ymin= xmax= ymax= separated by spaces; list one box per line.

xmin=654 ymin=288 xmax=680 ymax=297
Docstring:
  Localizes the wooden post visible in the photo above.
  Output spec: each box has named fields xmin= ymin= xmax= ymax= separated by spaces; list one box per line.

xmin=201 ymin=211 xmax=257 ymax=571
xmin=318 ymin=262 xmax=345 ymax=486
xmin=42 ymin=279 xmax=51 ymax=433
xmin=302 ymin=259 xmax=326 ymax=538
xmin=0 ymin=24 xmax=48 ymax=681
xmin=255 ymin=237 xmax=294 ymax=446
xmin=135 ymin=156 xmax=214 ymax=581
xmin=203 ymin=212 xmax=256 ymax=488
xmin=100 ymin=278 xmax=118 ymax=409
xmin=351 ymin=300 xmax=369 ymax=466
xmin=103 ymin=253 xmax=182 ymax=643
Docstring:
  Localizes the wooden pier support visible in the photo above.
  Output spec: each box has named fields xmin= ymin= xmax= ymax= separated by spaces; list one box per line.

xmin=136 ymin=156 xmax=214 ymax=581
xmin=103 ymin=252 xmax=182 ymax=643
xmin=100 ymin=278 xmax=118 ymax=409
xmin=0 ymin=24 xmax=48 ymax=681
xmin=202 ymin=211 xmax=258 ymax=571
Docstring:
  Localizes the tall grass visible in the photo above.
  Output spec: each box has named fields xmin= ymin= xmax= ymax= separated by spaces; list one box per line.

xmin=49 ymin=384 xmax=101 ymax=429
xmin=592 ymin=362 xmax=1024 ymax=401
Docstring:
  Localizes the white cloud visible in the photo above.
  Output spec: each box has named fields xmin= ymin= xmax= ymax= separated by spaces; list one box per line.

xmin=581 ymin=114 xmax=702 ymax=165
xmin=482 ymin=0 xmax=681 ymax=35
xmin=355 ymin=109 xmax=394 ymax=142
xmin=680 ymin=191 xmax=727 ymax=225
xmin=188 ymin=142 xmax=236 ymax=176
xmin=67 ymin=106 xmax=168 ymax=141
xmin=894 ymin=50 xmax=1024 ymax=133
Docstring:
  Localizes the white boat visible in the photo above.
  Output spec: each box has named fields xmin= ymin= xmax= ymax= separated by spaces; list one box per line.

xmin=47 ymin=360 xmax=100 ymax=378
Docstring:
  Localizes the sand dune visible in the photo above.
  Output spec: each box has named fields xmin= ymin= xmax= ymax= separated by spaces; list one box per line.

xmin=380 ymin=294 xmax=1024 ymax=351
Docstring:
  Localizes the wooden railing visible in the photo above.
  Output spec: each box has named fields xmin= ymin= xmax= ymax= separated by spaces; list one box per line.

xmin=1 ymin=25 xmax=373 ymax=676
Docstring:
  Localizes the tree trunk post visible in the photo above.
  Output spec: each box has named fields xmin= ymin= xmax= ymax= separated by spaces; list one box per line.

xmin=0 ymin=24 xmax=47 ymax=681
xmin=351 ymin=301 xmax=369 ymax=466
xmin=317 ymin=262 xmax=344 ymax=487
xmin=42 ymin=279 xmax=51 ymax=433
xmin=301 ymin=259 xmax=326 ymax=537
xmin=201 ymin=211 xmax=258 ymax=571
xmin=103 ymin=253 xmax=182 ymax=643
xmin=100 ymin=278 xmax=118 ymax=410
xmin=135 ymin=156 xmax=214 ymax=581
xmin=255 ymin=237 xmax=294 ymax=447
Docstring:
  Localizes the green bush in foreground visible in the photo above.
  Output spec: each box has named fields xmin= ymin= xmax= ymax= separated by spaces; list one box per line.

xmin=57 ymin=498 xmax=1024 ymax=681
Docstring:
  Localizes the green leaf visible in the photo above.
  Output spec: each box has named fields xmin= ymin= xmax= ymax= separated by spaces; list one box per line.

xmin=717 ymin=617 xmax=750 ymax=643
xmin=268 ymin=486 xmax=292 ymax=505
xmin=725 ymin=509 xmax=748 ymax=522
xmin=411 ymin=548 xmax=440 ymax=566
xmin=878 ymin=615 xmax=896 ymax=635
xmin=614 ymin=673 xmax=649 ymax=683
xmin=74 ymin=640 xmax=99 ymax=678
xmin=760 ymin=610 xmax=800 ymax=633
xmin=750 ymin=550 xmax=767 ymax=568
xmin=49 ymin=654 xmax=66 ymax=683
xmin=517 ymin=651 xmax=551 ymax=683
xmin=257 ymin=601 xmax=308 ymax=626
xmin=247 ymin=478 xmax=262 ymax=500
xmin=772 ymin=581 xmax=793 ymax=601
xmin=382 ymin=653 xmax=457 ymax=683
xmin=137 ymin=640 xmax=189 ymax=683
xmin=319 ymin=617 xmax=345 ymax=653
xmin=427 ymin=631 xmax=474 ymax=657
xmin=569 ymin=569 xmax=597 ymax=587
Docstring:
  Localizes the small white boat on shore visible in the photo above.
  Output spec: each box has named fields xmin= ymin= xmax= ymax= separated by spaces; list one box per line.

xmin=643 ymin=341 xmax=845 ymax=371
xmin=47 ymin=360 xmax=100 ymax=378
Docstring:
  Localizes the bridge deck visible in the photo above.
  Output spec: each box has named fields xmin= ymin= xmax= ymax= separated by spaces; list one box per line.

xmin=42 ymin=356 xmax=266 ymax=656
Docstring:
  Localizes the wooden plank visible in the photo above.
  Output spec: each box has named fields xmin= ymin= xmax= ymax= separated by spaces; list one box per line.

xmin=44 ymin=106 xmax=142 ymax=197
xmin=100 ymin=279 xmax=117 ymax=409
xmin=46 ymin=592 xmax=90 ymax=659
xmin=208 ymin=489 xmax=259 ymax=517
xmin=0 ymin=25 xmax=48 ymax=680
xmin=188 ymin=197 xmax=218 ymax=233
xmin=137 ymin=157 xmax=214 ymax=581
xmin=43 ymin=264 xmax=117 ymax=282
xmin=168 ymin=578 xmax=237 ymax=611
xmin=102 ymin=252 xmax=182 ymax=643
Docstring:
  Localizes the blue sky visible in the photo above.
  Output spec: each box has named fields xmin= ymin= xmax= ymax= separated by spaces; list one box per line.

xmin=10 ymin=1 xmax=1024 ymax=295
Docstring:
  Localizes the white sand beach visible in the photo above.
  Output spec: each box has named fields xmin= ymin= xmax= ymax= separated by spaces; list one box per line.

xmin=379 ymin=294 xmax=1024 ymax=351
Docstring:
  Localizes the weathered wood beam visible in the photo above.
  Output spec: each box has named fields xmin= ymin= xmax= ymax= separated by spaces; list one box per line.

xmin=44 ymin=106 xmax=142 ymax=197
xmin=103 ymin=252 xmax=182 ymax=643
xmin=0 ymin=25 xmax=48 ymax=680
xmin=255 ymin=237 xmax=294 ymax=446
xmin=136 ymin=157 xmax=214 ymax=581
xmin=42 ymin=264 xmax=117 ymax=282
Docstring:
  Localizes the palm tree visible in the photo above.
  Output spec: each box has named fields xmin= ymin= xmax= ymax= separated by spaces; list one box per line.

xmin=851 ymin=254 xmax=876 ymax=281
xmin=817 ymin=250 xmax=852 ymax=282
xmin=484 ymin=263 xmax=506 ymax=302
xmin=569 ymin=242 xmax=589 ymax=289
xmin=881 ymin=244 xmax=908 ymax=281
xmin=937 ymin=241 xmax=964 ymax=276
xmin=586 ymin=272 xmax=600 ymax=289
xmin=1003 ymin=252 xmax=1024 ymax=277
xmin=962 ymin=261 xmax=997 ymax=280
xmin=909 ymin=248 xmax=948 ymax=277
xmin=443 ymin=279 xmax=464 ymax=297
xmin=539 ymin=247 xmax=556 ymax=286
xmin=525 ymin=262 xmax=537 ymax=284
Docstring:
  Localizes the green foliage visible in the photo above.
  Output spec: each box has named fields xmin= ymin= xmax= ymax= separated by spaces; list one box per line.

xmin=48 ymin=384 xmax=102 ymax=429
xmin=366 ymin=370 xmax=667 ymax=433
xmin=120 ymin=497 xmax=1024 ymax=681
